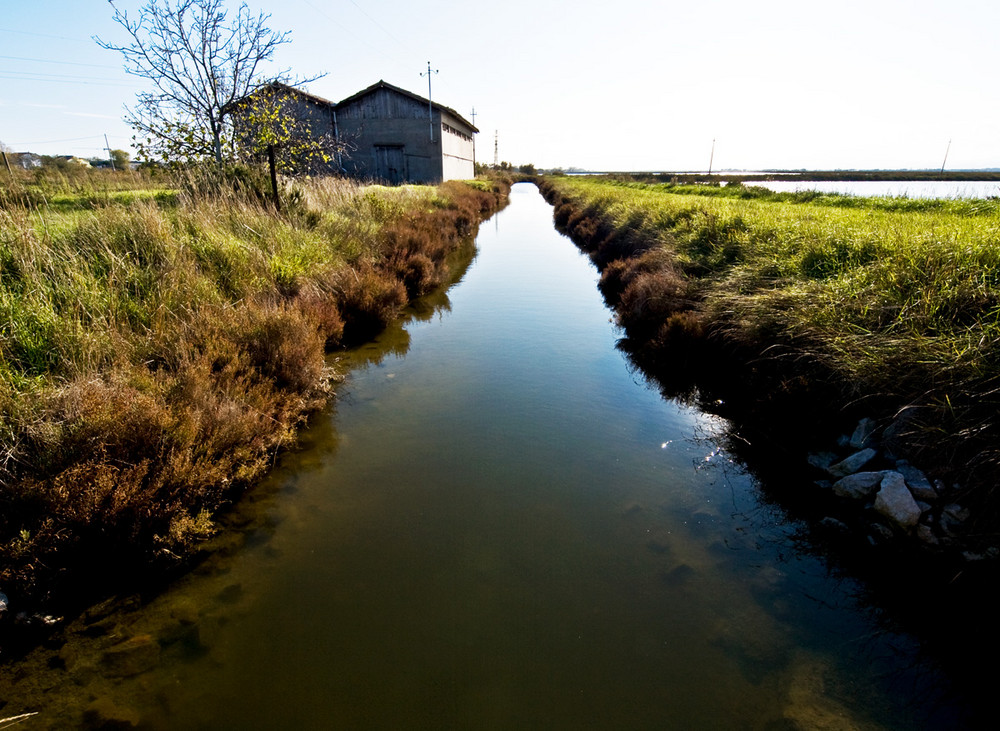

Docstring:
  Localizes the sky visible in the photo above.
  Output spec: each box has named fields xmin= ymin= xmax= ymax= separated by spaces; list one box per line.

xmin=1 ymin=0 xmax=998 ymax=171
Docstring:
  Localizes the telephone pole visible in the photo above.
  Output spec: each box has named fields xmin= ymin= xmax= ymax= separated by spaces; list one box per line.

xmin=494 ymin=130 xmax=498 ymax=167
xmin=470 ymin=108 xmax=477 ymax=169
xmin=104 ymin=134 xmax=116 ymax=171
xmin=420 ymin=61 xmax=438 ymax=142
xmin=708 ymin=138 xmax=716 ymax=175
xmin=941 ymin=139 xmax=952 ymax=174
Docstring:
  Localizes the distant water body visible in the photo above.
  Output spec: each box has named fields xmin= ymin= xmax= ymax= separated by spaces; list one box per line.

xmin=736 ymin=179 xmax=1000 ymax=199
xmin=568 ymin=173 xmax=1000 ymax=199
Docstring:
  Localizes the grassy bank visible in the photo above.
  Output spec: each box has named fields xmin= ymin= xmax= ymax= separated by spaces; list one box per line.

xmin=538 ymin=175 xmax=1000 ymax=539
xmin=0 ymin=167 xmax=509 ymax=614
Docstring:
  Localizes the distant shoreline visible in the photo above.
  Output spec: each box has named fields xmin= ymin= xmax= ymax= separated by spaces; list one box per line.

xmin=557 ymin=170 xmax=1000 ymax=182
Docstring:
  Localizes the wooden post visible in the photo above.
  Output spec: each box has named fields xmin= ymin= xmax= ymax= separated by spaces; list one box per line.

xmin=1 ymin=150 xmax=12 ymax=177
xmin=268 ymin=144 xmax=281 ymax=212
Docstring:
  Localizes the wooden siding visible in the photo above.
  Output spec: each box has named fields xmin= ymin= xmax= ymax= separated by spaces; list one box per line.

xmin=336 ymin=88 xmax=429 ymax=121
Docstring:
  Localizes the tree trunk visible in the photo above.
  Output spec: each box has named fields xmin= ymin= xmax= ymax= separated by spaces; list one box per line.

xmin=212 ymin=119 xmax=223 ymax=164
xmin=268 ymin=144 xmax=281 ymax=212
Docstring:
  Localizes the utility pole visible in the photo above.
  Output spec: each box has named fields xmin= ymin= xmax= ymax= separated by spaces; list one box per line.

xmin=420 ymin=61 xmax=438 ymax=142
xmin=941 ymin=139 xmax=952 ymax=174
xmin=104 ymin=133 xmax=116 ymax=171
xmin=470 ymin=108 xmax=477 ymax=170
xmin=494 ymin=130 xmax=498 ymax=167
xmin=708 ymin=138 xmax=716 ymax=175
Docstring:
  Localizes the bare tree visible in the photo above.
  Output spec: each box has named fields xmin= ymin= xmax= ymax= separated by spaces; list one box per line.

xmin=96 ymin=0 xmax=311 ymax=165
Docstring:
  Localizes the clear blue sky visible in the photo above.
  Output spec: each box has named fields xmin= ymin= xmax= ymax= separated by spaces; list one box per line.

xmin=2 ymin=0 xmax=998 ymax=171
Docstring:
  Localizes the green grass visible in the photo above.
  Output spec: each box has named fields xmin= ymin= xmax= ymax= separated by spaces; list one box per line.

xmin=546 ymin=176 xmax=1000 ymax=382
xmin=540 ymin=175 xmax=1000 ymax=515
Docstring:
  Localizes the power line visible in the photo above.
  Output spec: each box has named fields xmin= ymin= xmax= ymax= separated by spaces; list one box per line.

xmin=0 ymin=54 xmax=121 ymax=70
xmin=8 ymin=135 xmax=107 ymax=146
xmin=347 ymin=0 xmax=414 ymax=55
xmin=0 ymin=26 xmax=93 ymax=44
xmin=297 ymin=0 xmax=409 ymax=68
xmin=0 ymin=73 xmax=137 ymax=88
xmin=0 ymin=69 xmax=130 ymax=83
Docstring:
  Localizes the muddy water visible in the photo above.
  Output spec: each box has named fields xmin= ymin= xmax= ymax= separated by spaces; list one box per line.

xmin=0 ymin=184 xmax=969 ymax=728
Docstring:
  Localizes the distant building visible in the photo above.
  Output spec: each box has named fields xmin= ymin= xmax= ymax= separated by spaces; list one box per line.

xmin=238 ymin=80 xmax=477 ymax=184
xmin=56 ymin=155 xmax=91 ymax=168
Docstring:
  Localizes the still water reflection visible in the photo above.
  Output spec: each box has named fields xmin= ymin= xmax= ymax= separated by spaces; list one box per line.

xmin=0 ymin=185 xmax=968 ymax=728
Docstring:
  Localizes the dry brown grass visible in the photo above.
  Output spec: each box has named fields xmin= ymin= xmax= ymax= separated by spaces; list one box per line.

xmin=0 ymin=171 xmax=510 ymax=613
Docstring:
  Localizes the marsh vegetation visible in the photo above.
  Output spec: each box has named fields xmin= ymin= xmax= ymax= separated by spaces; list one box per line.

xmin=539 ymin=175 xmax=1000 ymax=541
xmin=0 ymin=164 xmax=508 ymax=615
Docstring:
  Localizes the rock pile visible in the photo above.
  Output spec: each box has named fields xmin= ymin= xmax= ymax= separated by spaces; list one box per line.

xmin=808 ymin=416 xmax=988 ymax=560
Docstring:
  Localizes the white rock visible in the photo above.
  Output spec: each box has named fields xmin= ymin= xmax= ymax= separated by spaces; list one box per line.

xmin=832 ymin=471 xmax=885 ymax=500
xmin=0 ymin=591 xmax=7 ymax=614
xmin=874 ymin=471 xmax=922 ymax=529
xmin=895 ymin=461 xmax=936 ymax=501
xmin=827 ymin=448 xmax=878 ymax=477
xmin=850 ymin=418 xmax=878 ymax=449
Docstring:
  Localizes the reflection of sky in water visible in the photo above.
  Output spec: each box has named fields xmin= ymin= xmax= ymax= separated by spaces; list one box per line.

xmin=0 ymin=184 xmax=968 ymax=730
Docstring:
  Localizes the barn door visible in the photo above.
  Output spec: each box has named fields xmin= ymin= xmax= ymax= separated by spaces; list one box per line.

xmin=374 ymin=145 xmax=405 ymax=184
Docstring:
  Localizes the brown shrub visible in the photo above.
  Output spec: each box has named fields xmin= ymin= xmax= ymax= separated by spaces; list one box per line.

xmin=337 ymin=266 xmax=408 ymax=343
xmin=295 ymin=287 xmax=346 ymax=347
xmin=236 ymin=304 xmax=326 ymax=393
xmin=618 ymin=267 xmax=693 ymax=337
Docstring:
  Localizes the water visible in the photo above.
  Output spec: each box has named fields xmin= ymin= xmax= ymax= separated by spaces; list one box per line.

xmin=0 ymin=184 xmax=973 ymax=728
xmin=745 ymin=179 xmax=1000 ymax=199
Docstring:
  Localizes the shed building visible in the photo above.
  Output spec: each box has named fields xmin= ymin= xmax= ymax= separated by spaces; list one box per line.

xmin=334 ymin=80 xmax=477 ymax=184
xmin=240 ymin=80 xmax=477 ymax=184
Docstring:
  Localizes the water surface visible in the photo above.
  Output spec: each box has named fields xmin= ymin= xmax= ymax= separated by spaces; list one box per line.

xmin=746 ymin=179 xmax=1000 ymax=199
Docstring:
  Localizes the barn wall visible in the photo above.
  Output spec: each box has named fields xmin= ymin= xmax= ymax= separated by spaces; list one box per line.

xmin=440 ymin=110 xmax=475 ymax=181
xmin=251 ymin=84 xmax=477 ymax=184
xmin=337 ymin=112 xmax=443 ymax=184
xmin=283 ymin=95 xmax=336 ymax=138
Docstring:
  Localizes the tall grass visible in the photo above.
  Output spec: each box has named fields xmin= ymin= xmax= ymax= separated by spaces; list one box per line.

xmin=0 ymin=167 xmax=509 ymax=607
xmin=539 ymin=176 xmax=1000 ymax=525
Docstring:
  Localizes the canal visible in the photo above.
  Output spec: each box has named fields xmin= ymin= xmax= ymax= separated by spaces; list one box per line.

xmin=0 ymin=183 xmax=970 ymax=728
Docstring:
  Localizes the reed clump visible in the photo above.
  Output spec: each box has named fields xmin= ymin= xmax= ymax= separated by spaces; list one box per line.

xmin=538 ymin=175 xmax=1000 ymax=532
xmin=0 ymin=167 xmax=509 ymax=610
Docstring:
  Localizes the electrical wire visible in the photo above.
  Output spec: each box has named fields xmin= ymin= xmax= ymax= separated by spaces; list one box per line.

xmin=0 ymin=27 xmax=92 ymax=44
xmin=8 ymin=135 xmax=106 ymax=146
xmin=0 ymin=73 xmax=138 ymax=88
xmin=0 ymin=54 xmax=121 ymax=70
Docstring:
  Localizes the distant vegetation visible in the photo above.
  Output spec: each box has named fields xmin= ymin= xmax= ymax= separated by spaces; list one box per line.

xmin=539 ymin=176 xmax=1000 ymax=532
xmin=0 ymin=164 xmax=509 ymax=608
